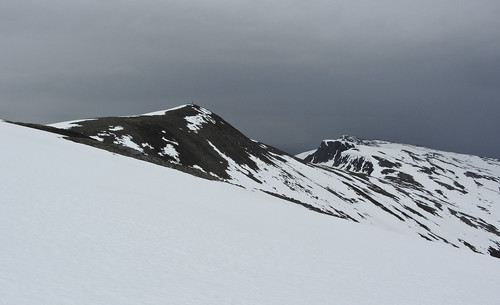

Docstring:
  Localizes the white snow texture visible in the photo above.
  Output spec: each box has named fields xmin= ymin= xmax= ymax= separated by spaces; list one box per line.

xmin=1 ymin=121 xmax=499 ymax=305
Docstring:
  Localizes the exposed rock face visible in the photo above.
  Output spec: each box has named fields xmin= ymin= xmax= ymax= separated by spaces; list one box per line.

xmin=304 ymin=140 xmax=354 ymax=164
xmin=303 ymin=137 xmax=374 ymax=175
xmin=49 ymin=105 xmax=282 ymax=181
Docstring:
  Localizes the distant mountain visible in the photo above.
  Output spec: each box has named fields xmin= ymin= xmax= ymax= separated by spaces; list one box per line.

xmin=10 ymin=105 xmax=500 ymax=258
xmin=298 ymin=136 xmax=500 ymax=257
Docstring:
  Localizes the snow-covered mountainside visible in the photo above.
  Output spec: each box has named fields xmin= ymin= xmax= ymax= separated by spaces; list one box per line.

xmin=48 ymin=104 xmax=287 ymax=181
xmin=298 ymin=136 xmax=500 ymax=257
xmin=2 ymin=120 xmax=500 ymax=305
xmin=9 ymin=104 xmax=500 ymax=258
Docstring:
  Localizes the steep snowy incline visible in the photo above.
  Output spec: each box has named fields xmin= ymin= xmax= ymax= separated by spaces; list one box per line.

xmin=6 ymin=104 xmax=498 ymax=257
xmin=1 ymin=120 xmax=500 ymax=305
xmin=299 ymin=136 xmax=500 ymax=256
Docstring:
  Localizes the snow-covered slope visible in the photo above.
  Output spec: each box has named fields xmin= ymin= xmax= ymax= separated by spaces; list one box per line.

xmin=10 ymin=105 xmax=500 ymax=257
xmin=298 ymin=136 xmax=500 ymax=256
xmin=1 ymin=120 xmax=500 ymax=305
xmin=38 ymin=105 xmax=500 ymax=257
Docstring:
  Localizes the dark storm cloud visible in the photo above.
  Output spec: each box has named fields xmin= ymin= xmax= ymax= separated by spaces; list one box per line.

xmin=1 ymin=0 xmax=500 ymax=158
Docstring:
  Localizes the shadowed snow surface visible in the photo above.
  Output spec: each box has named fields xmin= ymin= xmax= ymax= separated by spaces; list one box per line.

xmin=1 ymin=121 xmax=500 ymax=304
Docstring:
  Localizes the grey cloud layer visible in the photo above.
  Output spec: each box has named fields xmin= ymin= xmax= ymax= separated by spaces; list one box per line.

xmin=1 ymin=0 xmax=499 ymax=157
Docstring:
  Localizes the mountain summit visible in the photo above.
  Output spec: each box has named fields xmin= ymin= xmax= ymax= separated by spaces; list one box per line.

xmin=298 ymin=136 xmax=500 ymax=257
xmin=49 ymin=104 xmax=282 ymax=181
xmin=10 ymin=104 xmax=500 ymax=258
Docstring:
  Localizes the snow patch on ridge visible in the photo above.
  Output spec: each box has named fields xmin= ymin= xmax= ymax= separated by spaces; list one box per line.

xmin=162 ymin=137 xmax=178 ymax=145
xmin=185 ymin=108 xmax=216 ymax=133
xmin=142 ymin=143 xmax=154 ymax=149
xmin=109 ymin=126 xmax=124 ymax=132
xmin=122 ymin=105 xmax=191 ymax=118
xmin=90 ymin=136 xmax=104 ymax=142
xmin=113 ymin=134 xmax=143 ymax=153
xmin=159 ymin=144 xmax=180 ymax=162
xmin=206 ymin=140 xmax=253 ymax=183
xmin=49 ymin=119 xmax=93 ymax=129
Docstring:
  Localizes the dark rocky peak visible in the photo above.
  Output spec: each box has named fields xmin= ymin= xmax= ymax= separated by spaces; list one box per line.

xmin=46 ymin=104 xmax=285 ymax=181
xmin=339 ymin=135 xmax=363 ymax=144
xmin=302 ymin=137 xmax=375 ymax=175
xmin=339 ymin=135 xmax=388 ymax=147
xmin=304 ymin=140 xmax=355 ymax=164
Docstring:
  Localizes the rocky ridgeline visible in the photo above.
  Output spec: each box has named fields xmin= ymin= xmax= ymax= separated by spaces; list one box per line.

xmin=10 ymin=104 xmax=500 ymax=258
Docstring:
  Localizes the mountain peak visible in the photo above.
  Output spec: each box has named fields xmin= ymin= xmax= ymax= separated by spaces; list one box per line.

xmin=121 ymin=103 xmax=209 ymax=118
xmin=9 ymin=106 xmax=500 ymax=259
xmin=298 ymin=137 xmax=500 ymax=257
xmin=45 ymin=104 xmax=280 ymax=181
xmin=339 ymin=135 xmax=361 ymax=143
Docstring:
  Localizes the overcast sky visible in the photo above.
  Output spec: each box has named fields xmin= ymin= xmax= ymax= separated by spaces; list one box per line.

xmin=1 ymin=0 xmax=499 ymax=158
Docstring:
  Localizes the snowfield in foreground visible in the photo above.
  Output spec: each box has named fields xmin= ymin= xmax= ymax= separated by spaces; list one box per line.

xmin=1 ymin=121 xmax=499 ymax=305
